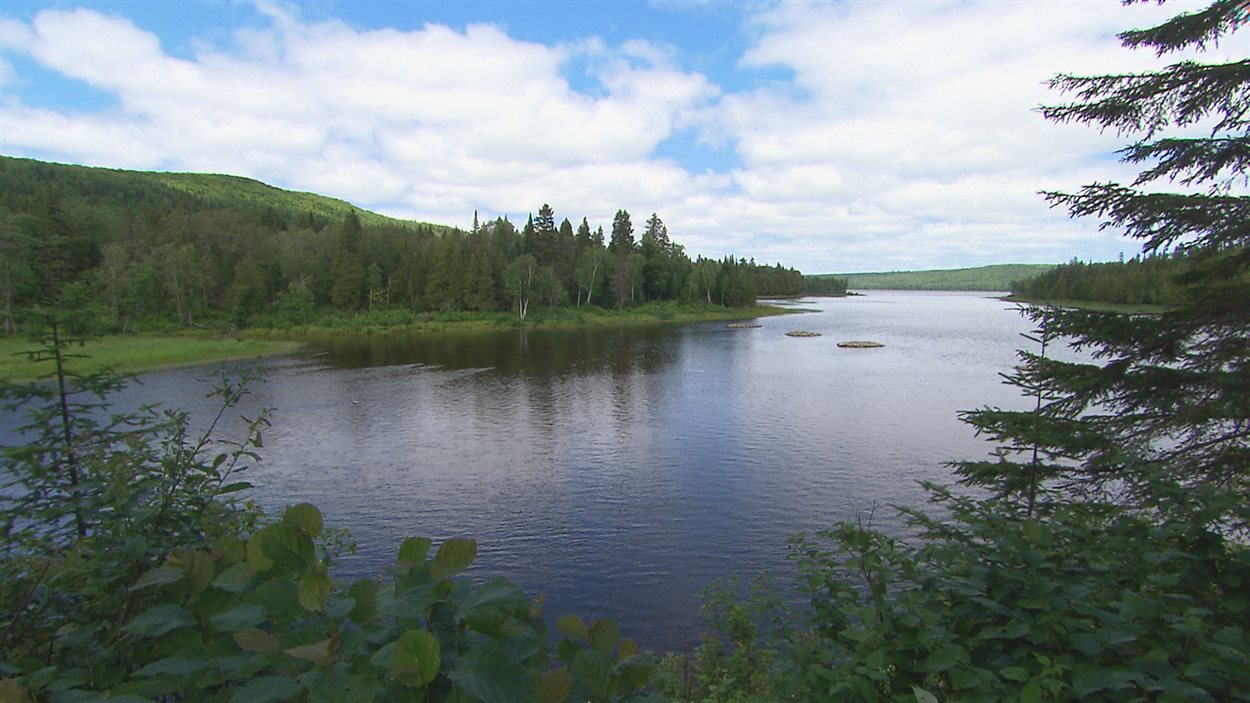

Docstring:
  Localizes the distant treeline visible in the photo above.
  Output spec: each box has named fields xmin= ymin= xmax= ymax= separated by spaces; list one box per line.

xmin=1010 ymin=254 xmax=1189 ymax=306
xmin=825 ymin=264 xmax=1055 ymax=291
xmin=0 ymin=157 xmax=843 ymax=334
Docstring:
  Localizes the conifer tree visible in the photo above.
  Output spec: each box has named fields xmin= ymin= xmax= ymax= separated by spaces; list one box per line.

xmin=957 ymin=0 xmax=1249 ymax=525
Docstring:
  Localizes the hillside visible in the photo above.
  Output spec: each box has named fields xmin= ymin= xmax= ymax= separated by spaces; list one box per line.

xmin=0 ymin=156 xmax=826 ymax=336
xmin=0 ymin=156 xmax=436 ymax=231
xmin=818 ymin=263 xmax=1056 ymax=291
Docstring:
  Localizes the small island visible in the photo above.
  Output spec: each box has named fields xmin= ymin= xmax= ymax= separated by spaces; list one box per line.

xmin=785 ymin=330 xmax=821 ymax=337
xmin=837 ymin=340 xmax=884 ymax=348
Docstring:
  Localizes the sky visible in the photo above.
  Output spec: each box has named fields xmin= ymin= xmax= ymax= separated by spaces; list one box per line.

xmin=0 ymin=0 xmax=1234 ymax=273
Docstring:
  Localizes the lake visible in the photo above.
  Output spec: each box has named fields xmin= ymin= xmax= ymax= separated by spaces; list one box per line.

xmin=6 ymin=290 xmax=1038 ymax=651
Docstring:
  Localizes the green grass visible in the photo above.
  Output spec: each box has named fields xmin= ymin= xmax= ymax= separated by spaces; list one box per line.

xmin=0 ymin=336 xmax=305 ymax=382
xmin=1 ymin=304 xmax=795 ymax=381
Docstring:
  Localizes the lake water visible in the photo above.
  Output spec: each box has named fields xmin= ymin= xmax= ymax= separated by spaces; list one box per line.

xmin=4 ymin=291 xmax=1038 ymax=651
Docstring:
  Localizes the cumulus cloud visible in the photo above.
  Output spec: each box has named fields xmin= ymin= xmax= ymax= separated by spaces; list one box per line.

xmin=0 ymin=0 xmax=1215 ymax=272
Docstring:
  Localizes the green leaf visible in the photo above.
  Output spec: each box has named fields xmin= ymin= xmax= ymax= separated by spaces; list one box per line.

xmin=212 ymin=563 xmax=257 ymax=593
xmin=247 ymin=533 xmax=274 ymax=573
xmin=219 ymin=480 xmax=252 ymax=494
xmin=615 ymin=653 xmax=655 ymax=689
xmin=286 ymin=635 xmax=340 ymax=666
xmin=588 ymin=618 xmax=620 ymax=655
xmin=130 ymin=566 xmax=184 ymax=591
xmin=397 ymin=537 xmax=432 ymax=568
xmin=124 ymin=604 xmax=196 ymax=638
xmin=259 ymin=523 xmax=315 ymax=571
xmin=459 ymin=578 xmax=530 ymax=636
xmin=283 ymin=503 xmax=323 ymax=538
xmin=450 ymin=647 xmax=539 ymax=703
xmin=539 ymin=667 xmax=572 ymax=703
xmin=298 ymin=572 xmax=333 ymax=612
xmin=137 ymin=656 xmax=211 ymax=677
xmin=555 ymin=615 xmax=587 ymax=641
xmin=1071 ymin=633 xmax=1100 ymax=657
xmin=570 ymin=650 xmax=612 ymax=699
xmin=234 ymin=627 xmax=279 ymax=652
xmin=347 ymin=579 xmax=378 ymax=624
xmin=921 ymin=644 xmax=965 ymax=673
xmin=209 ymin=603 xmax=267 ymax=632
xmin=178 ymin=550 xmax=216 ymax=594
xmin=999 ymin=666 xmax=1031 ymax=682
xmin=391 ymin=629 xmax=441 ymax=687
xmin=430 ymin=538 xmax=477 ymax=581
xmin=230 ymin=676 xmax=302 ymax=703
xmin=912 ymin=687 xmax=940 ymax=703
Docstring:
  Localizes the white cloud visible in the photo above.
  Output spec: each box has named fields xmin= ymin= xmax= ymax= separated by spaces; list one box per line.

xmin=0 ymin=0 xmax=1221 ymax=272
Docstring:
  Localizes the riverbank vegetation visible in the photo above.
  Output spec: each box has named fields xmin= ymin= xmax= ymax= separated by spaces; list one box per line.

xmin=1006 ymin=253 xmax=1192 ymax=309
xmin=2 ymin=1 xmax=1247 ymax=701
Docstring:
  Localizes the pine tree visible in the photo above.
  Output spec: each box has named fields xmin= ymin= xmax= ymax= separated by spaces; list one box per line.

xmin=957 ymin=0 xmax=1249 ymax=525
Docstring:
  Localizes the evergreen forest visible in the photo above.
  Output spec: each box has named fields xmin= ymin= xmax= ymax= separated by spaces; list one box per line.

xmin=1009 ymin=254 xmax=1193 ymax=306
xmin=0 ymin=156 xmax=846 ymax=336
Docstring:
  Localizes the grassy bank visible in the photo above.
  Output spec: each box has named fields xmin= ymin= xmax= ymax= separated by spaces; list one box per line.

xmin=244 ymin=301 xmax=799 ymax=337
xmin=2 ymin=303 xmax=795 ymax=381
xmin=1 ymin=336 xmax=305 ymax=382
xmin=1000 ymin=295 xmax=1171 ymax=315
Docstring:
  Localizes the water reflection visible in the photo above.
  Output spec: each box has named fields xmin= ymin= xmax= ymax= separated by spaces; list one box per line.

xmin=2 ymin=292 xmax=1034 ymax=651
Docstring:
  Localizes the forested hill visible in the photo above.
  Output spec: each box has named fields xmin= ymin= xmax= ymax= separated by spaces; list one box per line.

xmin=819 ymin=263 xmax=1056 ymax=291
xmin=0 ymin=156 xmax=844 ymax=336
xmin=0 ymin=156 xmax=428 ymax=231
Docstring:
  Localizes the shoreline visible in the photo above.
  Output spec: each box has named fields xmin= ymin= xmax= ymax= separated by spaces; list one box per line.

xmin=1 ymin=303 xmax=798 ymax=382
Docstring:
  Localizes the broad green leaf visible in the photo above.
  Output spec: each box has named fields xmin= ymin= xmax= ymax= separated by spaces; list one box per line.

xmin=212 ymin=563 xmax=257 ymax=593
xmin=1071 ymin=633 xmax=1100 ymax=657
xmin=286 ymin=635 xmax=340 ymax=665
xmin=391 ymin=629 xmax=441 ymax=687
xmin=459 ymin=578 xmax=530 ymax=636
xmin=999 ymin=666 xmax=1030 ymax=682
xmin=449 ymin=647 xmax=539 ymax=703
xmin=921 ymin=644 xmax=965 ymax=673
xmin=283 ymin=503 xmax=323 ymax=538
xmin=124 ymin=604 xmax=196 ymax=638
xmin=397 ymin=537 xmax=432 ymax=567
xmin=230 ymin=676 xmax=302 ymax=703
xmin=348 ymin=579 xmax=378 ymax=624
xmin=234 ymin=627 xmax=279 ymax=652
xmin=209 ymin=603 xmax=267 ymax=632
xmin=247 ymin=533 xmax=274 ymax=573
xmin=177 ymin=549 xmax=216 ymax=594
xmin=130 ymin=566 xmax=183 ymax=591
xmin=212 ymin=534 xmax=245 ymax=564
xmin=617 ymin=638 xmax=638 ymax=660
xmin=430 ymin=538 xmax=477 ymax=581
xmin=539 ymin=667 xmax=572 ymax=703
xmin=259 ymin=523 xmax=315 ymax=571
xmin=218 ymin=481 xmax=252 ymax=494
xmin=912 ymin=686 xmax=940 ymax=703
xmin=615 ymin=653 xmax=656 ymax=689
xmin=570 ymin=650 xmax=612 ymax=699
xmin=588 ymin=618 xmax=620 ymax=655
xmin=298 ymin=572 xmax=333 ymax=612
xmin=137 ymin=656 xmax=210 ymax=677
xmin=0 ymin=679 xmax=30 ymax=703
xmin=555 ymin=615 xmax=587 ymax=641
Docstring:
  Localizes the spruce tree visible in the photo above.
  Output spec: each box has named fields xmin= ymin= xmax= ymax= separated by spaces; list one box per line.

xmin=957 ymin=0 xmax=1249 ymax=525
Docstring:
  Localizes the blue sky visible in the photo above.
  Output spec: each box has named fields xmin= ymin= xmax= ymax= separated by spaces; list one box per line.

xmin=0 ymin=0 xmax=1227 ymax=273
